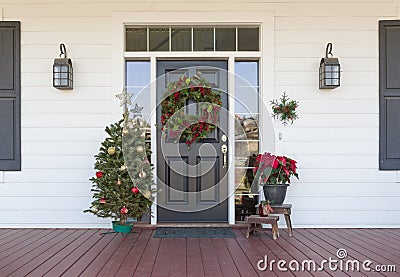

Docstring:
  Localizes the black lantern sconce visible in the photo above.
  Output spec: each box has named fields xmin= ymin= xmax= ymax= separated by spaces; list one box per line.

xmin=53 ymin=43 xmax=73 ymax=90
xmin=319 ymin=43 xmax=340 ymax=89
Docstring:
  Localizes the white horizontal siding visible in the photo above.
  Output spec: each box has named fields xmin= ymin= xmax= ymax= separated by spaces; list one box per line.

xmin=276 ymin=43 xmax=378 ymax=58
xmin=5 ymin=169 xmax=94 ymax=183
xmin=22 ymin=58 xmax=111 ymax=73
xmin=276 ymin=57 xmax=378 ymax=73
xmin=276 ymin=128 xmax=378 ymax=142
xmin=22 ymin=72 xmax=111 ymax=87
xmin=0 ymin=182 xmax=92 ymax=196
xmin=297 ymin=155 xmax=379 ymax=169
xmin=288 ymin=182 xmax=400 ymax=197
xmin=22 ymin=128 xmax=104 ymax=142
xmin=21 ymin=114 xmax=112 ymax=128
xmin=288 ymin=114 xmax=379 ymax=128
xmin=21 ymin=142 xmax=100 ymax=156
xmin=0 ymin=196 xmax=94 ymax=210
xmin=0 ymin=1 xmax=398 ymax=228
xmin=274 ymin=85 xmax=378 ymax=100
xmin=21 ymin=87 xmax=112 ymax=101
xmin=22 ymin=156 xmax=95 ymax=169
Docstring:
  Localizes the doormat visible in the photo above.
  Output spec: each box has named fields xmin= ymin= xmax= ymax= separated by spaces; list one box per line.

xmin=154 ymin=227 xmax=236 ymax=238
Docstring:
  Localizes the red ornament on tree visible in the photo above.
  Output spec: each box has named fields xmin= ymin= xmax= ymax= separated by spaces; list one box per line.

xmin=99 ymin=198 xmax=106 ymax=204
xmin=120 ymin=206 xmax=128 ymax=214
xmin=96 ymin=171 xmax=103 ymax=178
xmin=131 ymin=187 xmax=139 ymax=194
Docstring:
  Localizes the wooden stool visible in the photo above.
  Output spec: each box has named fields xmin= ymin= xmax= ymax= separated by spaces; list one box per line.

xmin=269 ymin=204 xmax=293 ymax=236
xmin=246 ymin=215 xmax=279 ymax=240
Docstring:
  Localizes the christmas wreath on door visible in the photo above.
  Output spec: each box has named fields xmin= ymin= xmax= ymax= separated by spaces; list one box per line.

xmin=161 ymin=72 xmax=222 ymax=146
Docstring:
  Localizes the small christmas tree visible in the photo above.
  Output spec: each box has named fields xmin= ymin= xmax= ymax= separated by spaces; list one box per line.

xmin=84 ymin=113 xmax=155 ymax=227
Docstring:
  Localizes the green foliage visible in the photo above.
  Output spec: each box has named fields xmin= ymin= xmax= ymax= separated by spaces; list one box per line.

xmin=84 ymin=116 xmax=155 ymax=225
xmin=270 ymin=92 xmax=299 ymax=125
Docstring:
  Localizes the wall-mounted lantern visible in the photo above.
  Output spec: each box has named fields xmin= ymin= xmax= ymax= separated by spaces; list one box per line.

xmin=53 ymin=43 xmax=73 ymax=90
xmin=319 ymin=42 xmax=340 ymax=89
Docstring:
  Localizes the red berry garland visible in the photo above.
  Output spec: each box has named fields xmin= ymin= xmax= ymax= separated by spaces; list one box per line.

xmin=161 ymin=73 xmax=222 ymax=146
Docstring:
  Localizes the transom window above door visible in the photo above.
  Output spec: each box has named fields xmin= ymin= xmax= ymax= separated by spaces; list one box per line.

xmin=125 ymin=26 xmax=259 ymax=52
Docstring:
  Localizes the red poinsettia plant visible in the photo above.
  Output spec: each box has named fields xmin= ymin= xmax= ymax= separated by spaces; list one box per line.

xmin=253 ymin=152 xmax=299 ymax=185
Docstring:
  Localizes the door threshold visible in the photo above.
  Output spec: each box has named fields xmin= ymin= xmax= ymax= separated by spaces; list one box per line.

xmin=134 ymin=222 xmax=248 ymax=229
xmin=157 ymin=223 xmax=231 ymax=227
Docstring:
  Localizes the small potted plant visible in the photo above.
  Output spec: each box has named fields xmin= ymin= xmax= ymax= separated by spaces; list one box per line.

xmin=253 ymin=152 xmax=299 ymax=205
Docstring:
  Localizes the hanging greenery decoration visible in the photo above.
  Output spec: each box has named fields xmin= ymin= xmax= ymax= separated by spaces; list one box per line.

xmin=161 ymin=73 xmax=222 ymax=146
xmin=270 ymin=92 xmax=299 ymax=125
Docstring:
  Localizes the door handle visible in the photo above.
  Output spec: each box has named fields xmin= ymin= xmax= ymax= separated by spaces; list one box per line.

xmin=221 ymin=144 xmax=227 ymax=168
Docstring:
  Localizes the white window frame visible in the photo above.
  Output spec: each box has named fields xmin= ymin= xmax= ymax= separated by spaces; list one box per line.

xmin=112 ymin=12 xmax=275 ymax=225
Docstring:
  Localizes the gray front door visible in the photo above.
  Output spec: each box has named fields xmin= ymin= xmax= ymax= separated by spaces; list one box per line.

xmin=157 ymin=61 xmax=229 ymax=222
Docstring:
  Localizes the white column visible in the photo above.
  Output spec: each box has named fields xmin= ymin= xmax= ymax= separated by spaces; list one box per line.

xmin=0 ymin=8 xmax=3 ymax=20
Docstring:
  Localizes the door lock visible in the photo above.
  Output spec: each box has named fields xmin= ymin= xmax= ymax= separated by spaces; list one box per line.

xmin=221 ymin=144 xmax=228 ymax=168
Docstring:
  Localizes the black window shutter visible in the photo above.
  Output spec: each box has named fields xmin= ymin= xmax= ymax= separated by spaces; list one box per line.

xmin=379 ymin=20 xmax=400 ymax=170
xmin=0 ymin=22 xmax=21 ymax=171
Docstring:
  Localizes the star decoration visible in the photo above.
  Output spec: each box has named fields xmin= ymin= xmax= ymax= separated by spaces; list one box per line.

xmin=115 ymin=89 xmax=133 ymax=107
xmin=130 ymin=103 xmax=144 ymax=116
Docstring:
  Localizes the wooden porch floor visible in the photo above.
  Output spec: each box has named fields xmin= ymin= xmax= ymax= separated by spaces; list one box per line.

xmin=0 ymin=227 xmax=399 ymax=276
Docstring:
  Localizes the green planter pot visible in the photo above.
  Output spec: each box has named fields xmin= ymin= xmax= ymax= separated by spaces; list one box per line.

xmin=112 ymin=221 xmax=133 ymax=234
xmin=262 ymin=184 xmax=289 ymax=205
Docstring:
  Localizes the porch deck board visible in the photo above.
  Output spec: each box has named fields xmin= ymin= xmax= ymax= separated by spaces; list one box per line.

xmin=344 ymin=227 xmax=400 ymax=260
xmin=265 ymin=229 xmax=332 ymax=277
xmin=361 ymin=229 xmax=400 ymax=247
xmin=186 ymin=238 xmax=205 ymax=277
xmin=307 ymin=229 xmax=385 ymax=277
xmin=115 ymin=229 xmax=152 ymax=276
xmin=211 ymin=238 xmax=241 ymax=277
xmin=43 ymin=229 xmax=106 ymax=276
xmin=0 ymin=228 xmax=398 ymax=276
xmin=259 ymin=231 xmax=314 ymax=277
xmin=319 ymin=229 xmax=397 ymax=274
xmin=291 ymin=230 xmax=351 ymax=277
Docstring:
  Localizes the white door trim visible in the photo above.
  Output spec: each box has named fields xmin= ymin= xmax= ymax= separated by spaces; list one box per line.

xmin=111 ymin=11 xmax=275 ymax=225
